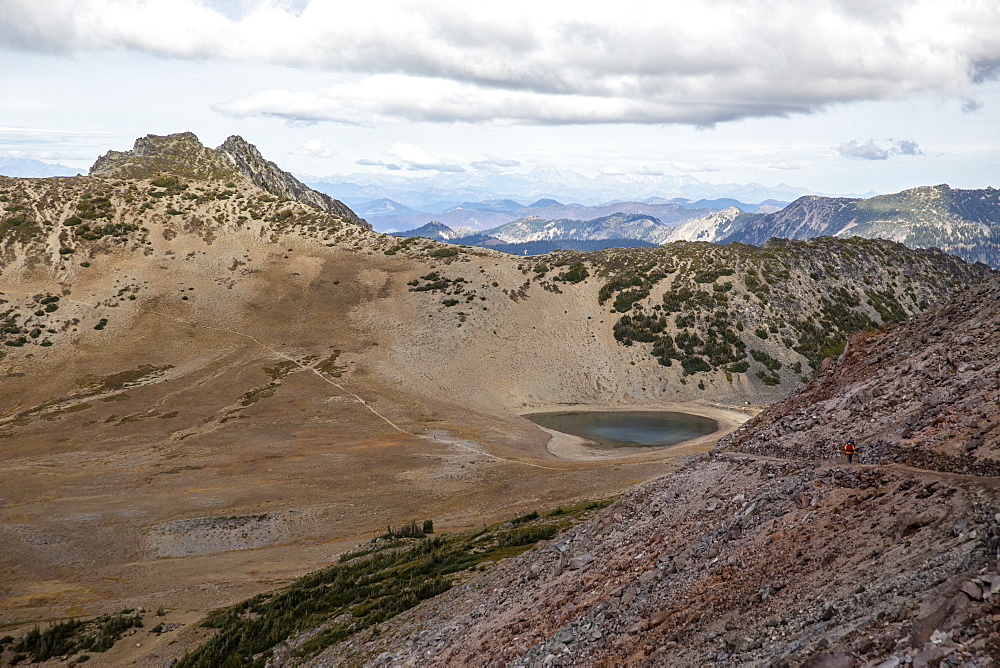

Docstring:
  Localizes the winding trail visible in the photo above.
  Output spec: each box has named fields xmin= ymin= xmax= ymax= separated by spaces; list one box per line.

xmin=716 ymin=450 xmax=1000 ymax=487
xmin=0 ymin=287 xmax=698 ymax=472
xmin=144 ymin=309 xmax=563 ymax=470
xmin=1 ymin=286 xmax=564 ymax=469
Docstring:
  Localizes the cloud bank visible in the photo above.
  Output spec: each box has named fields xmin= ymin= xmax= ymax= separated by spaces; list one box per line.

xmin=836 ymin=139 xmax=924 ymax=161
xmin=293 ymin=139 xmax=334 ymax=157
xmin=2 ymin=0 xmax=998 ymax=126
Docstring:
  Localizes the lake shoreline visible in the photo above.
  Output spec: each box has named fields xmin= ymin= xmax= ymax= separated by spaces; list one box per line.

xmin=522 ymin=402 xmax=754 ymax=462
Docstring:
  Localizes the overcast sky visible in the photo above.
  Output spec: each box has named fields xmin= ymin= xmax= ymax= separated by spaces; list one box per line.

xmin=1 ymin=0 xmax=998 ymax=195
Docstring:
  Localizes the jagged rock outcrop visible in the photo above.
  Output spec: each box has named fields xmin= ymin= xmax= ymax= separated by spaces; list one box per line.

xmin=215 ymin=135 xmax=360 ymax=222
xmin=89 ymin=132 xmax=364 ymax=225
xmin=89 ymin=131 xmax=235 ymax=181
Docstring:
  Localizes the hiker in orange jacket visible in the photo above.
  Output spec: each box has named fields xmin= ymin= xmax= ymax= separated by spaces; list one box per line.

xmin=844 ymin=440 xmax=856 ymax=463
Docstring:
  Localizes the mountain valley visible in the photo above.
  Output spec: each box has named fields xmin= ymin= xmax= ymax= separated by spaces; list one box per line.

xmin=0 ymin=132 xmax=996 ymax=666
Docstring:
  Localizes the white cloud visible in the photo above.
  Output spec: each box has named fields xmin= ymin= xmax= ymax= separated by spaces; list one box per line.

xmin=356 ymin=158 xmax=403 ymax=170
xmin=386 ymin=142 xmax=465 ymax=172
xmin=962 ymin=98 xmax=984 ymax=112
xmin=293 ymin=139 xmax=333 ymax=157
xmin=838 ymin=139 xmax=890 ymax=160
xmin=893 ymin=139 xmax=922 ymax=156
xmin=836 ymin=138 xmax=923 ymax=160
xmin=670 ymin=162 xmax=721 ymax=173
xmin=3 ymin=0 xmax=999 ymax=127
xmin=471 ymin=155 xmax=521 ymax=171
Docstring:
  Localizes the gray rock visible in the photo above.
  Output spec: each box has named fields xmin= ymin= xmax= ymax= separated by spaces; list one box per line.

xmin=217 ymin=136 xmax=360 ymax=220
xmin=912 ymin=644 xmax=952 ymax=668
xmin=911 ymin=586 xmax=966 ymax=646
xmin=802 ymin=650 xmax=855 ymax=668
xmin=959 ymin=580 xmax=983 ymax=600
xmin=627 ymin=620 xmax=648 ymax=634
xmin=552 ymin=629 xmax=574 ymax=644
xmin=977 ymin=573 xmax=1000 ymax=598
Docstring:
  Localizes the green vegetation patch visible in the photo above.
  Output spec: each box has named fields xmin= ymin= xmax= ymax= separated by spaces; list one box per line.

xmin=263 ymin=359 xmax=300 ymax=381
xmin=10 ymin=611 xmax=143 ymax=664
xmin=150 ymin=176 xmax=189 ymax=194
xmin=74 ymin=193 xmax=114 ymax=220
xmin=75 ymin=364 xmax=172 ymax=393
xmin=316 ymin=350 xmax=346 ymax=377
xmin=72 ymin=221 xmax=140 ymax=242
xmin=0 ymin=211 xmax=41 ymax=242
xmin=555 ymin=260 xmax=589 ymax=283
xmin=177 ymin=500 xmax=613 ymax=666
xmin=239 ymin=384 xmax=278 ymax=406
xmin=749 ymin=349 xmax=782 ymax=371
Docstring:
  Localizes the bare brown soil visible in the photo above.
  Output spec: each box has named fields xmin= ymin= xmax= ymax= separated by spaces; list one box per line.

xmin=315 ymin=276 xmax=1000 ymax=667
xmin=0 ymin=222 xmax=751 ymax=666
xmin=0 ymin=147 xmax=989 ymax=664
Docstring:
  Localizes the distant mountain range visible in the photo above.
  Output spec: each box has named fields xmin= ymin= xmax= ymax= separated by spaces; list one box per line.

xmin=0 ymin=156 xmax=82 ymax=178
xmin=724 ymin=184 xmax=999 ymax=267
xmin=392 ymin=184 xmax=999 ymax=267
xmin=303 ymin=167 xmax=839 ymax=229
xmin=390 ymin=215 xmax=671 ymax=247
xmin=346 ymin=194 xmax=783 ymax=233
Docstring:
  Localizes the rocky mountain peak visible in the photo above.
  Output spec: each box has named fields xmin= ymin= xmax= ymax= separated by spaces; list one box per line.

xmin=215 ymin=135 xmax=360 ymax=222
xmin=88 ymin=132 xmax=363 ymax=225
xmin=89 ymin=131 xmax=237 ymax=182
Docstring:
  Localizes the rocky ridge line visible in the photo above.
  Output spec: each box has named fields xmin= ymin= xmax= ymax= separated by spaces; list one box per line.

xmin=216 ymin=135 xmax=360 ymax=222
xmin=89 ymin=132 xmax=364 ymax=225
xmin=720 ymin=275 xmax=1000 ymax=474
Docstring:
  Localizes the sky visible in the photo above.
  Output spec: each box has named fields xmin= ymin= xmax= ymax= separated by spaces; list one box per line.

xmin=0 ymin=0 xmax=998 ymax=196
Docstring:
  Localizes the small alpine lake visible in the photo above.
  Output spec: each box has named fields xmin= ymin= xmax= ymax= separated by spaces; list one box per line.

xmin=524 ymin=410 xmax=718 ymax=450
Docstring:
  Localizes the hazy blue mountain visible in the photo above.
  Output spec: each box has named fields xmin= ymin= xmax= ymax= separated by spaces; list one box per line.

xmin=302 ymin=167 xmax=837 ymax=211
xmin=478 ymin=213 xmax=680 ymax=244
xmin=359 ymin=198 xmax=718 ymax=233
xmin=353 ymin=198 xmax=424 ymax=216
xmin=451 ymin=235 xmax=658 ymax=255
xmin=525 ymin=201 xmax=711 ymax=224
xmin=448 ymin=199 xmax=526 ymax=214
xmin=388 ymin=221 xmax=476 ymax=241
xmin=669 ymin=197 xmax=790 ymax=212
xmin=0 ymin=157 xmax=82 ymax=177
xmin=376 ymin=183 xmax=1000 ymax=267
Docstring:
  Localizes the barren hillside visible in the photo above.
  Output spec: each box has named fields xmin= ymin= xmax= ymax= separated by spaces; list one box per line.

xmin=0 ymin=133 xmax=993 ymax=665
xmin=327 ymin=275 xmax=1000 ymax=667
